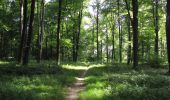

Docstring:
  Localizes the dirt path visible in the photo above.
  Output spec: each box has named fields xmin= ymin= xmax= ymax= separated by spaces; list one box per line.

xmin=65 ymin=68 xmax=88 ymax=100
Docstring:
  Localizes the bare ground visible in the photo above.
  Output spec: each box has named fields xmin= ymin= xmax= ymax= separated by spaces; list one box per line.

xmin=65 ymin=68 xmax=88 ymax=100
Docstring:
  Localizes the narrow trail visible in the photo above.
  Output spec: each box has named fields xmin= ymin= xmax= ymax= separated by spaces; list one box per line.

xmin=65 ymin=67 xmax=88 ymax=100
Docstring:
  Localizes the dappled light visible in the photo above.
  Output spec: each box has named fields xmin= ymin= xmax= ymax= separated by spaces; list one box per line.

xmin=0 ymin=0 xmax=170 ymax=99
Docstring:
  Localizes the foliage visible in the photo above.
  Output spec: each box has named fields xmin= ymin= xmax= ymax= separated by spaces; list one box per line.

xmin=0 ymin=61 xmax=89 ymax=100
xmin=79 ymin=64 xmax=170 ymax=100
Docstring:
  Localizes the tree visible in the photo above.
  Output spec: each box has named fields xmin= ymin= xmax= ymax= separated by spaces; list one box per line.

xmin=124 ymin=0 xmax=132 ymax=65
xmin=96 ymin=0 xmax=99 ymax=61
xmin=56 ymin=0 xmax=62 ymax=65
xmin=153 ymin=0 xmax=159 ymax=63
xmin=111 ymin=13 xmax=115 ymax=63
xmin=132 ymin=0 xmax=138 ymax=68
xmin=117 ymin=0 xmax=122 ymax=63
xmin=18 ymin=0 xmax=28 ymax=63
xmin=22 ymin=0 xmax=36 ymax=65
xmin=75 ymin=9 xmax=83 ymax=62
xmin=20 ymin=0 xmax=23 ymax=36
xmin=37 ymin=0 xmax=45 ymax=63
xmin=166 ymin=0 xmax=170 ymax=73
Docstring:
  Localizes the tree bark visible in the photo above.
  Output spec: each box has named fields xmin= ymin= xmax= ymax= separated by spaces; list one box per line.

xmin=100 ymin=40 xmax=103 ymax=63
xmin=37 ymin=0 xmax=45 ymax=63
xmin=166 ymin=0 xmax=170 ymax=73
xmin=56 ymin=0 xmax=62 ymax=65
xmin=96 ymin=1 xmax=99 ymax=61
xmin=106 ymin=24 xmax=109 ymax=63
xmin=124 ymin=0 xmax=132 ymax=65
xmin=132 ymin=0 xmax=139 ymax=69
xmin=20 ymin=0 xmax=24 ymax=36
xmin=75 ymin=9 xmax=82 ymax=62
xmin=153 ymin=0 xmax=159 ymax=63
xmin=18 ymin=0 xmax=28 ymax=63
xmin=22 ymin=0 xmax=36 ymax=65
xmin=111 ymin=13 xmax=115 ymax=63
xmin=117 ymin=0 xmax=122 ymax=63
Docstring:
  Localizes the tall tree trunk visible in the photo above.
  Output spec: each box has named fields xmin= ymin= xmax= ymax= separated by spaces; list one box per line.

xmin=117 ymin=0 xmax=122 ymax=63
xmin=60 ymin=24 xmax=64 ymax=62
xmin=111 ymin=13 xmax=115 ymax=63
xmin=100 ymin=40 xmax=103 ymax=63
xmin=127 ymin=15 xmax=132 ymax=65
xmin=92 ymin=23 xmax=95 ymax=57
xmin=166 ymin=0 xmax=170 ymax=73
xmin=155 ymin=0 xmax=159 ymax=63
xmin=106 ymin=25 xmax=109 ymax=63
xmin=75 ymin=9 xmax=82 ymax=62
xmin=96 ymin=1 xmax=99 ymax=61
xmin=147 ymin=32 xmax=151 ymax=63
xmin=22 ymin=0 xmax=36 ymax=65
xmin=124 ymin=0 xmax=132 ymax=65
xmin=20 ymin=0 xmax=23 ymax=36
xmin=18 ymin=0 xmax=28 ymax=63
xmin=153 ymin=0 xmax=159 ymax=63
xmin=132 ymin=0 xmax=139 ymax=69
xmin=37 ymin=0 xmax=45 ymax=63
xmin=72 ymin=25 xmax=76 ymax=62
xmin=56 ymin=0 xmax=62 ymax=64
xmin=45 ymin=36 xmax=48 ymax=59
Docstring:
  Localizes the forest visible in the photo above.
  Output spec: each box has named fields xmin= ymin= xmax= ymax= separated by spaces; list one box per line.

xmin=0 ymin=0 xmax=170 ymax=99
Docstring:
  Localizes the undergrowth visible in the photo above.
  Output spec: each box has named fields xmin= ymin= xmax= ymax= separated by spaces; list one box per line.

xmin=0 ymin=61 xmax=86 ymax=100
xmin=79 ymin=64 xmax=170 ymax=100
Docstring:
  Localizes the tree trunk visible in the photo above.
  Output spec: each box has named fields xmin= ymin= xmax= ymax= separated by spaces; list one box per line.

xmin=100 ymin=40 xmax=103 ymax=63
xmin=124 ymin=0 xmax=132 ymax=65
xmin=92 ymin=23 xmax=95 ymax=57
xmin=75 ymin=9 xmax=82 ymax=62
xmin=127 ymin=15 xmax=132 ymax=65
xmin=22 ymin=0 xmax=36 ymax=65
xmin=18 ymin=0 xmax=28 ymax=63
xmin=106 ymin=25 xmax=109 ymax=63
xmin=72 ymin=25 xmax=76 ymax=62
xmin=132 ymin=0 xmax=139 ymax=69
xmin=45 ymin=36 xmax=48 ymax=59
xmin=56 ymin=0 xmax=62 ymax=65
xmin=153 ymin=0 xmax=159 ymax=63
xmin=37 ymin=0 xmax=45 ymax=63
xmin=111 ymin=13 xmax=115 ymax=63
xmin=166 ymin=0 xmax=170 ymax=73
xmin=117 ymin=0 xmax=122 ymax=63
xmin=96 ymin=1 xmax=99 ymax=61
xmin=20 ymin=0 xmax=23 ymax=36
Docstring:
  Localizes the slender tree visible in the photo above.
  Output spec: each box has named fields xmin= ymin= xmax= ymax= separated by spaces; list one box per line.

xmin=166 ymin=0 xmax=170 ymax=73
xmin=56 ymin=0 xmax=62 ymax=64
xmin=18 ymin=0 xmax=28 ymax=63
xmin=96 ymin=0 xmax=100 ymax=61
xmin=20 ymin=0 xmax=23 ymax=36
xmin=37 ymin=0 xmax=45 ymax=63
xmin=132 ymin=0 xmax=138 ymax=68
xmin=22 ymin=0 xmax=36 ymax=65
xmin=153 ymin=0 xmax=159 ymax=63
xmin=124 ymin=0 xmax=132 ymax=65
xmin=117 ymin=0 xmax=122 ymax=63
xmin=75 ymin=9 xmax=83 ymax=62
xmin=111 ymin=13 xmax=115 ymax=63
xmin=106 ymin=25 xmax=109 ymax=63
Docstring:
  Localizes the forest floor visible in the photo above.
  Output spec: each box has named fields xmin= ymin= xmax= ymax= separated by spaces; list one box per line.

xmin=0 ymin=61 xmax=170 ymax=100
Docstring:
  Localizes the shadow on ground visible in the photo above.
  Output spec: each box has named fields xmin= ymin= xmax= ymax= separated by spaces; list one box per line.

xmin=79 ymin=64 xmax=170 ymax=100
xmin=0 ymin=61 xmax=87 ymax=100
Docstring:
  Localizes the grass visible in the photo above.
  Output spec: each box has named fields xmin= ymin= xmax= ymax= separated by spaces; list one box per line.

xmin=1 ymin=61 xmax=170 ymax=100
xmin=79 ymin=64 xmax=170 ymax=100
xmin=0 ymin=61 xmax=87 ymax=100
